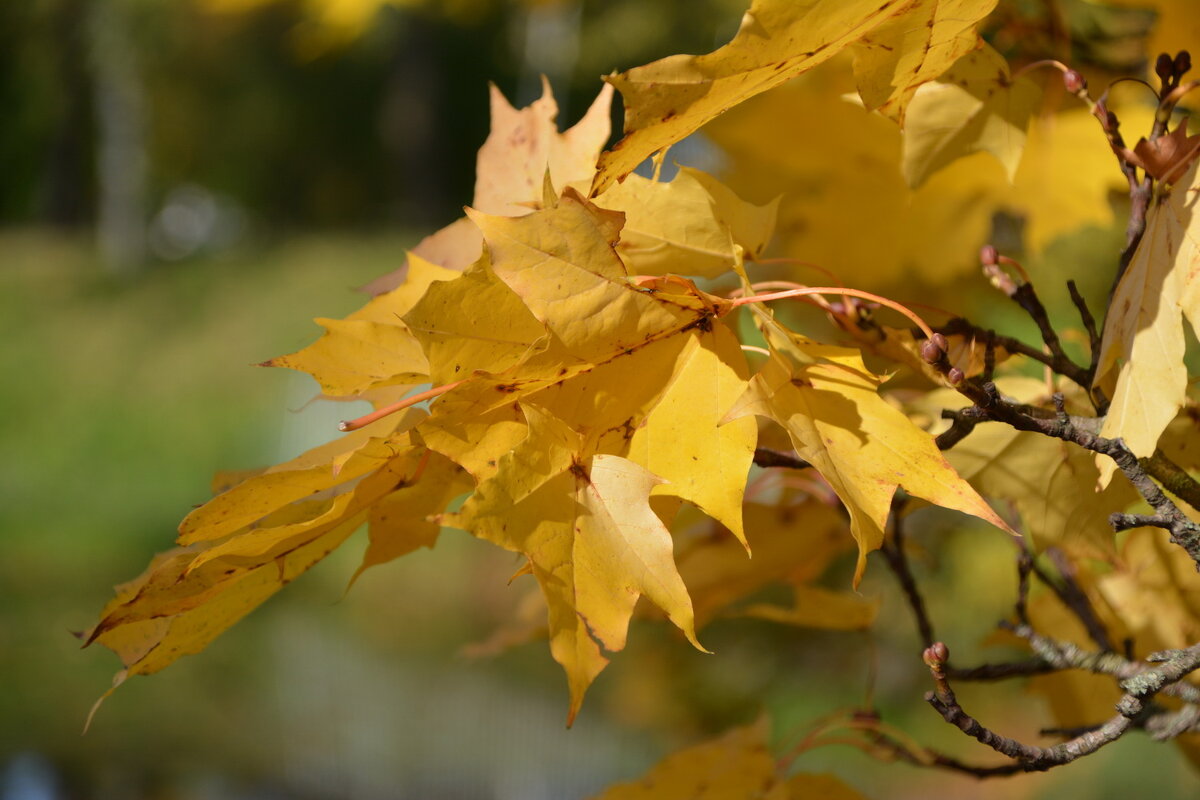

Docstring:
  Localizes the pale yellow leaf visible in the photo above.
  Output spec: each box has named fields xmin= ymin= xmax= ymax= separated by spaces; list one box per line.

xmin=727 ymin=343 xmax=1012 ymax=582
xmin=593 ymin=718 xmax=776 ymax=800
xmin=366 ymin=81 xmax=612 ymax=293
xmin=468 ymin=189 xmax=707 ymax=363
xmin=452 ymin=407 xmax=701 ymax=723
xmin=1095 ymin=162 xmax=1195 ymax=485
xmin=626 ymin=324 xmax=756 ymax=544
xmin=402 ymin=255 xmax=549 ymax=385
xmin=740 ymin=584 xmax=880 ymax=630
xmin=851 ymin=0 xmax=997 ymax=123
xmin=902 ymin=41 xmax=1040 ymax=188
xmin=594 ymin=167 xmax=777 ymax=279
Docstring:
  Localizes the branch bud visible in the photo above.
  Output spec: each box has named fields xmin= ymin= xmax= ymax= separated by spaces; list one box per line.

xmin=919 ymin=332 xmax=948 ymax=364
xmin=979 ymin=244 xmax=998 ymax=266
xmin=1063 ymin=69 xmax=1086 ymax=94
xmin=947 ymin=367 xmax=964 ymax=386
xmin=1175 ymin=50 xmax=1192 ymax=78
xmin=923 ymin=642 xmax=949 ymax=668
xmin=1156 ymin=53 xmax=1175 ymax=84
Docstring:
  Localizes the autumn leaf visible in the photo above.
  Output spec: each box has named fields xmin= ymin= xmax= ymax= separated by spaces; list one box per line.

xmin=449 ymin=406 xmax=703 ymax=723
xmin=851 ymin=0 xmax=997 ymax=123
xmin=727 ymin=334 xmax=1013 ymax=581
xmin=467 ymin=188 xmax=711 ymax=364
xmin=676 ymin=498 xmax=851 ymax=627
xmin=401 ymin=254 xmax=550 ymax=385
xmin=264 ymin=253 xmax=457 ymax=395
xmin=901 ymin=41 xmax=1041 ymax=188
xmin=366 ymin=79 xmax=613 ymax=294
xmin=350 ymin=451 xmax=473 ymax=586
xmin=593 ymin=717 xmax=869 ymax=800
xmin=594 ymin=166 xmax=778 ymax=279
xmin=592 ymin=0 xmax=997 ymax=194
xmin=626 ymin=324 xmax=757 ymax=545
xmin=1095 ymin=162 xmax=1197 ymax=486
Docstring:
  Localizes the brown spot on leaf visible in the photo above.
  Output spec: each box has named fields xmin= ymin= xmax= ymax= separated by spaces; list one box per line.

xmin=568 ymin=458 xmax=590 ymax=483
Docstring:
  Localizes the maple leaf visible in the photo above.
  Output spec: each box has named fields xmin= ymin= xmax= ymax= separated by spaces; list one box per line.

xmin=449 ymin=407 xmax=703 ymax=724
xmin=676 ymin=498 xmax=851 ymax=627
xmin=264 ymin=253 xmax=457 ymax=395
xmin=365 ymin=79 xmax=613 ymax=294
xmin=594 ymin=166 xmax=778 ymax=279
xmin=626 ymin=324 xmax=757 ymax=545
xmin=901 ymin=41 xmax=1041 ymax=188
xmin=594 ymin=717 xmax=869 ymax=800
xmin=851 ymin=1 xmax=998 ymax=124
xmin=592 ymin=0 xmax=998 ymax=195
xmin=1094 ymin=161 xmax=1197 ymax=486
xmin=727 ymin=334 xmax=1013 ymax=582
xmin=82 ymin=410 xmax=431 ymax=717
xmin=708 ymin=61 xmax=1156 ymax=286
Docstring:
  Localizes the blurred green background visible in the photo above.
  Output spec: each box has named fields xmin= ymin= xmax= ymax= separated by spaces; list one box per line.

xmin=3 ymin=1 xmax=1196 ymax=798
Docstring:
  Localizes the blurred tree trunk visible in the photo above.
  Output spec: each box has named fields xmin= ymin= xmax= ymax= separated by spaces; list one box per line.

xmin=43 ymin=0 xmax=91 ymax=227
xmin=89 ymin=0 xmax=147 ymax=274
xmin=379 ymin=10 xmax=446 ymax=229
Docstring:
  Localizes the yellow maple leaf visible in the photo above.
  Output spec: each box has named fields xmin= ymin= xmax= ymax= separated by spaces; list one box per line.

xmin=594 ymin=167 xmax=778 ymax=279
xmin=676 ymin=498 xmax=851 ymax=627
xmin=901 ymin=41 xmax=1041 ymax=188
xmin=366 ymin=80 xmax=613 ymax=294
xmin=594 ymin=717 xmax=870 ymax=800
xmin=467 ymin=189 xmax=709 ymax=363
xmin=727 ymin=340 xmax=1013 ymax=582
xmin=402 ymin=254 xmax=550 ymax=385
xmin=349 ymin=452 xmax=474 ymax=585
xmin=450 ymin=406 xmax=703 ymax=723
xmin=851 ymin=0 xmax=997 ymax=124
xmin=592 ymin=0 xmax=998 ymax=195
xmin=708 ymin=60 xmax=1156 ymax=287
xmin=1095 ymin=162 xmax=1197 ymax=485
xmin=626 ymin=324 xmax=757 ymax=544
xmin=264 ymin=253 xmax=457 ymax=395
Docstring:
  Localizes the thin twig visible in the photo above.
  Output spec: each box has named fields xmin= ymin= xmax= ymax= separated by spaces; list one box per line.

xmin=879 ymin=499 xmax=936 ymax=650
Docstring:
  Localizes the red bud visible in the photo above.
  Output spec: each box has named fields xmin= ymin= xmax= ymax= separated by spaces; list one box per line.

xmin=979 ymin=244 xmax=998 ymax=266
xmin=1063 ymin=69 xmax=1086 ymax=94
xmin=947 ymin=367 xmax=964 ymax=386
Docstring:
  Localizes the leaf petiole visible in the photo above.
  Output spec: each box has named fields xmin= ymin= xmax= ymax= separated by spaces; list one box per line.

xmin=730 ymin=286 xmax=935 ymax=340
xmin=338 ymin=379 xmax=469 ymax=432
